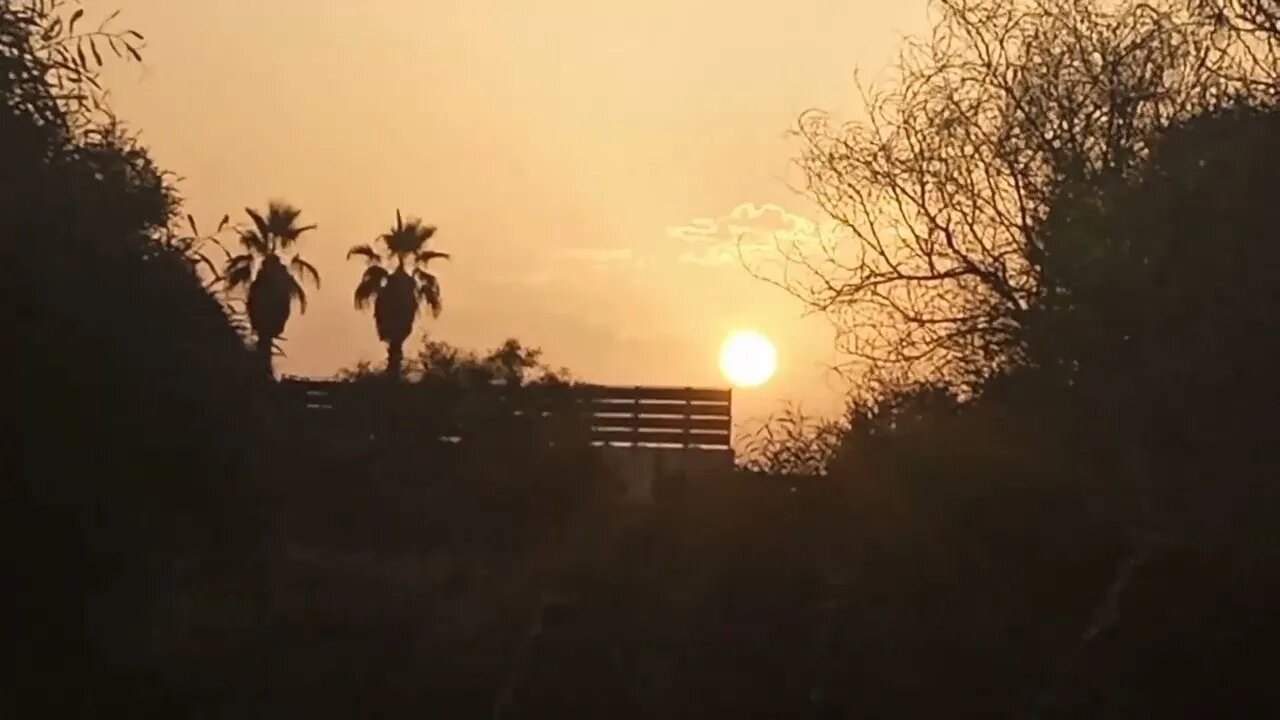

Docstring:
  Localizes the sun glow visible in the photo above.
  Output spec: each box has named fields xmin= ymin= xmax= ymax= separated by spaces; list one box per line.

xmin=719 ymin=330 xmax=777 ymax=388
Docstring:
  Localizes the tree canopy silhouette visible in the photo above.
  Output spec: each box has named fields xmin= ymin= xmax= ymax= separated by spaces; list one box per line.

xmin=741 ymin=1 xmax=1280 ymax=714
xmin=1 ymin=2 xmax=264 ymax=713
xmin=1023 ymin=102 xmax=1280 ymax=539
xmin=9 ymin=0 xmax=1280 ymax=716
xmin=348 ymin=209 xmax=448 ymax=376
xmin=226 ymin=201 xmax=320 ymax=375
xmin=766 ymin=0 xmax=1276 ymax=388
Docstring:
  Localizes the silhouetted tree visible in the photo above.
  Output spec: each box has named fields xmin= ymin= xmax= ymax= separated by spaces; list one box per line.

xmin=740 ymin=1 xmax=1280 ymax=715
xmin=1 ymin=1 xmax=263 ymax=714
xmin=348 ymin=210 xmax=448 ymax=377
xmin=412 ymin=336 xmax=566 ymax=388
xmin=1024 ymin=102 xmax=1280 ymax=540
xmin=1193 ymin=0 xmax=1280 ymax=86
xmin=225 ymin=201 xmax=319 ymax=375
xmin=764 ymin=0 xmax=1274 ymax=387
xmin=485 ymin=338 xmax=544 ymax=387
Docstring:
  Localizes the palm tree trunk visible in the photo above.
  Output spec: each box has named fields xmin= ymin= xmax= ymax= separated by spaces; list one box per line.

xmin=387 ymin=341 xmax=404 ymax=379
xmin=256 ymin=335 xmax=274 ymax=379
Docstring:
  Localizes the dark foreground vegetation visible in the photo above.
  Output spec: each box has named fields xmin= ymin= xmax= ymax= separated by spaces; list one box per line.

xmin=5 ymin=0 xmax=1280 ymax=717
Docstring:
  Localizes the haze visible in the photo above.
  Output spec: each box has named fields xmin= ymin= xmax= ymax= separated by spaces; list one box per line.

xmin=103 ymin=0 xmax=930 ymax=421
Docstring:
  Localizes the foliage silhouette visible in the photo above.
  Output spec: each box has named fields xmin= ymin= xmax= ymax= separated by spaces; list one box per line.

xmin=329 ymin=336 xmax=582 ymax=462
xmin=740 ymin=1 xmax=1280 ymax=715
xmin=1 ymin=1 xmax=265 ymax=714
xmin=737 ymin=403 xmax=843 ymax=477
xmin=1020 ymin=102 xmax=1280 ymax=544
xmin=348 ymin=209 xmax=448 ymax=377
xmin=226 ymin=201 xmax=320 ymax=375
xmin=8 ymin=0 xmax=1280 ymax=716
xmin=765 ymin=0 xmax=1274 ymax=388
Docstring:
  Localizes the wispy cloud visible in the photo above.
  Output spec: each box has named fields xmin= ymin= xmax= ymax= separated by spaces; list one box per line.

xmin=667 ymin=203 xmax=825 ymax=267
xmin=666 ymin=217 xmax=720 ymax=242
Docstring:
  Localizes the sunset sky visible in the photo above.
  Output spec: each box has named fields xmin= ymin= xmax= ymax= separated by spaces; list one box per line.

xmin=102 ymin=0 xmax=931 ymax=422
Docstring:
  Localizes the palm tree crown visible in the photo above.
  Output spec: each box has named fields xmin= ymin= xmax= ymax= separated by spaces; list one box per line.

xmin=348 ymin=209 xmax=449 ymax=375
xmin=225 ymin=201 xmax=320 ymax=371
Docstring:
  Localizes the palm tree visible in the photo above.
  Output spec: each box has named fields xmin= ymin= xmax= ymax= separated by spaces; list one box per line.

xmin=225 ymin=201 xmax=320 ymax=376
xmin=348 ymin=210 xmax=449 ymax=377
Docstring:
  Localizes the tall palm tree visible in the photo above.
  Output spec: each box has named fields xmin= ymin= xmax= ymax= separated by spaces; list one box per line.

xmin=348 ymin=210 xmax=449 ymax=377
xmin=225 ymin=201 xmax=320 ymax=376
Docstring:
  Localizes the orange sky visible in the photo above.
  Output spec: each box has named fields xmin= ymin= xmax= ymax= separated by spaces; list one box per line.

xmin=102 ymin=0 xmax=930 ymax=423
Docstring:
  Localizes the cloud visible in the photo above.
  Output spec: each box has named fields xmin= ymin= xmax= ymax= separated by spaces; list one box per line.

xmin=667 ymin=203 xmax=826 ymax=267
xmin=666 ymin=217 xmax=720 ymax=242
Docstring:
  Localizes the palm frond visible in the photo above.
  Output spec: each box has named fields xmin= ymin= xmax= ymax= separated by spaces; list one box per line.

xmin=397 ymin=217 xmax=436 ymax=245
xmin=266 ymin=200 xmax=301 ymax=228
xmin=418 ymin=272 xmax=443 ymax=318
xmin=239 ymin=230 xmax=270 ymax=256
xmin=268 ymin=201 xmax=312 ymax=247
xmin=227 ymin=265 xmax=253 ymax=289
xmin=412 ymin=223 xmax=437 ymax=242
xmin=225 ymin=254 xmax=255 ymax=289
xmin=244 ymin=207 xmax=270 ymax=246
xmin=347 ymin=244 xmax=382 ymax=264
xmin=382 ymin=211 xmax=438 ymax=257
xmin=279 ymin=223 xmax=317 ymax=249
xmin=354 ymin=265 xmax=388 ymax=310
xmin=383 ymin=231 xmax=421 ymax=258
xmin=415 ymin=250 xmax=450 ymax=265
xmin=290 ymin=255 xmax=321 ymax=288
xmin=289 ymin=275 xmax=308 ymax=314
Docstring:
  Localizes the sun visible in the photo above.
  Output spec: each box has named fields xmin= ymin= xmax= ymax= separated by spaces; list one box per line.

xmin=719 ymin=330 xmax=778 ymax=388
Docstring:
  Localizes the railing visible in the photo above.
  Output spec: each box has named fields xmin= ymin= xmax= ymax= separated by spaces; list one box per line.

xmin=578 ymin=384 xmax=731 ymax=449
xmin=278 ymin=378 xmax=732 ymax=450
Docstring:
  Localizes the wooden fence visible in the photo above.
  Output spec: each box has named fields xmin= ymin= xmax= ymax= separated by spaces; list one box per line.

xmin=278 ymin=378 xmax=733 ymax=450
xmin=577 ymin=384 xmax=732 ymax=449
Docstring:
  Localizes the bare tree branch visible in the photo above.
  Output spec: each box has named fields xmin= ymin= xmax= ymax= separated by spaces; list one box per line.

xmin=755 ymin=0 xmax=1275 ymax=387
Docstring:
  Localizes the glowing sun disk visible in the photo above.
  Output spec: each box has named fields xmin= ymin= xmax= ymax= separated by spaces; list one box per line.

xmin=719 ymin=330 xmax=777 ymax=387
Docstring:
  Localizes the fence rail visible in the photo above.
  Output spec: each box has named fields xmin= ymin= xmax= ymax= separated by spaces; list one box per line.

xmin=278 ymin=378 xmax=733 ymax=449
